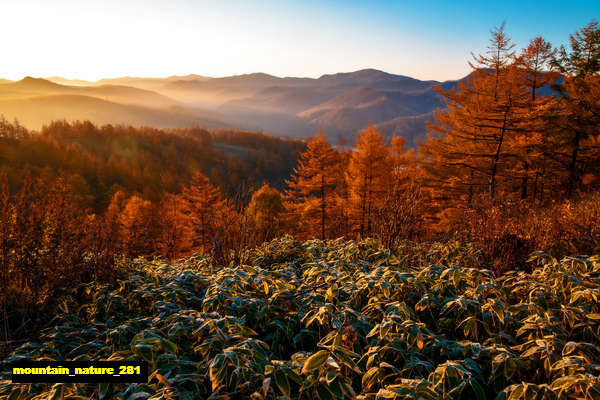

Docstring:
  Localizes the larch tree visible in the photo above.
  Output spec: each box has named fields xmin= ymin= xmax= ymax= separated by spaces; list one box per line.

xmin=118 ymin=195 xmax=157 ymax=256
xmin=181 ymin=171 xmax=226 ymax=252
xmin=551 ymin=20 xmax=600 ymax=196
xmin=346 ymin=125 xmax=393 ymax=237
xmin=422 ymin=23 xmax=531 ymax=215
xmin=511 ymin=36 xmax=559 ymax=201
xmin=516 ymin=37 xmax=557 ymax=101
xmin=246 ymin=183 xmax=285 ymax=242
xmin=284 ymin=133 xmax=343 ymax=240
xmin=469 ymin=21 xmax=516 ymax=100
xmin=376 ymin=136 xmax=423 ymax=246
xmin=158 ymin=193 xmax=193 ymax=260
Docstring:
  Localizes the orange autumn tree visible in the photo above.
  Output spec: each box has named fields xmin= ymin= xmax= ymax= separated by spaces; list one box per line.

xmin=374 ymin=136 xmax=424 ymax=246
xmin=284 ymin=134 xmax=343 ymax=240
xmin=421 ymin=24 xmax=533 ymax=226
xmin=181 ymin=171 xmax=226 ymax=253
xmin=551 ymin=20 xmax=600 ymax=196
xmin=346 ymin=125 xmax=393 ymax=237
xmin=118 ymin=195 xmax=157 ymax=255
xmin=511 ymin=36 xmax=559 ymax=202
xmin=246 ymin=183 xmax=285 ymax=243
xmin=158 ymin=193 xmax=193 ymax=259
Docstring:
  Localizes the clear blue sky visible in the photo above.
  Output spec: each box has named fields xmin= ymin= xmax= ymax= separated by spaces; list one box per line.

xmin=2 ymin=0 xmax=597 ymax=81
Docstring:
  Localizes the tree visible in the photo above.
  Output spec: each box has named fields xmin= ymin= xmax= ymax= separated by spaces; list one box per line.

xmin=469 ymin=21 xmax=516 ymax=100
xmin=346 ymin=125 xmax=393 ymax=237
xmin=181 ymin=172 xmax=226 ymax=252
xmin=551 ymin=21 xmax=600 ymax=196
xmin=118 ymin=195 xmax=157 ymax=255
xmin=246 ymin=183 xmax=285 ymax=242
xmin=158 ymin=193 xmax=193 ymax=259
xmin=511 ymin=36 xmax=559 ymax=200
xmin=422 ymin=23 xmax=532 ymax=219
xmin=555 ymin=20 xmax=600 ymax=77
xmin=284 ymin=134 xmax=343 ymax=240
xmin=375 ymin=136 xmax=423 ymax=246
xmin=515 ymin=37 xmax=557 ymax=101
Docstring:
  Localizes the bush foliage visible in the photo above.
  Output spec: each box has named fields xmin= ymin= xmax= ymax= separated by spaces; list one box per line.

xmin=2 ymin=237 xmax=599 ymax=399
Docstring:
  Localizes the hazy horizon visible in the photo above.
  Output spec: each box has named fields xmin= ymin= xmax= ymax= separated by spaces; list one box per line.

xmin=4 ymin=68 xmax=467 ymax=83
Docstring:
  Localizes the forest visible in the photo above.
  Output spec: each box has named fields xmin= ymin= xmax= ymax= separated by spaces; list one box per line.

xmin=1 ymin=21 xmax=600 ymax=399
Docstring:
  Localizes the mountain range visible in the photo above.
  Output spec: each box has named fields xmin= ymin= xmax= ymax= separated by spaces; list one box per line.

xmin=0 ymin=69 xmax=467 ymax=146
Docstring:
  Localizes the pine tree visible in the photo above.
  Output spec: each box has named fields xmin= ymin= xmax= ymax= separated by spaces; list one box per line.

xmin=469 ymin=21 xmax=516 ymax=100
xmin=516 ymin=37 xmax=557 ymax=101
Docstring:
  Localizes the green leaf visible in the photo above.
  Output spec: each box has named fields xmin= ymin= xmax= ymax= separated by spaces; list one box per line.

xmin=274 ymin=369 xmax=291 ymax=396
xmin=362 ymin=367 xmax=380 ymax=391
xmin=161 ymin=338 xmax=178 ymax=353
xmin=302 ymin=350 xmax=329 ymax=374
xmin=325 ymin=371 xmax=338 ymax=384
xmin=134 ymin=344 xmax=153 ymax=362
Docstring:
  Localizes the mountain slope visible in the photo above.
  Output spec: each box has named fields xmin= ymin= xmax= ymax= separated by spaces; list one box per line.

xmin=315 ymin=68 xmax=436 ymax=92
xmin=46 ymin=74 xmax=212 ymax=90
xmin=203 ymin=69 xmax=462 ymax=143
xmin=7 ymin=70 xmax=470 ymax=144
xmin=298 ymin=87 xmax=415 ymax=133
xmin=0 ymin=94 xmax=230 ymax=130
xmin=378 ymin=112 xmax=436 ymax=147
xmin=0 ymin=77 xmax=180 ymax=108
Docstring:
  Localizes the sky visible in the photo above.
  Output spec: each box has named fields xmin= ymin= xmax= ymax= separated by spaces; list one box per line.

xmin=1 ymin=0 xmax=598 ymax=82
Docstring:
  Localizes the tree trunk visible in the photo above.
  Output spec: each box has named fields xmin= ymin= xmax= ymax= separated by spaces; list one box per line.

xmin=320 ymin=174 xmax=325 ymax=240
xmin=490 ymin=109 xmax=509 ymax=199
xmin=521 ymin=161 xmax=529 ymax=200
xmin=567 ymin=129 xmax=582 ymax=197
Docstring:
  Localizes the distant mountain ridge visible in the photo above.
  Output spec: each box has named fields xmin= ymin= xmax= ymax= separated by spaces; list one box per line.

xmin=0 ymin=77 xmax=230 ymax=130
xmin=186 ymin=68 xmax=465 ymax=144
xmin=0 ymin=69 xmax=468 ymax=144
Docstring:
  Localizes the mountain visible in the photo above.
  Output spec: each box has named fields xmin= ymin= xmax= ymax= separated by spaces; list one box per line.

xmin=46 ymin=76 xmax=95 ymax=86
xmin=0 ymin=94 xmax=229 ymax=130
xmin=314 ymin=69 xmax=436 ymax=92
xmin=0 ymin=77 xmax=233 ymax=130
xmin=3 ymin=70 xmax=468 ymax=143
xmin=298 ymin=87 xmax=415 ymax=133
xmin=159 ymin=73 xmax=316 ymax=107
xmin=203 ymin=69 xmax=463 ymax=143
xmin=46 ymin=74 xmax=211 ymax=90
xmin=220 ymin=86 xmax=334 ymax=114
xmin=378 ymin=112 xmax=436 ymax=148
xmin=0 ymin=77 xmax=180 ymax=108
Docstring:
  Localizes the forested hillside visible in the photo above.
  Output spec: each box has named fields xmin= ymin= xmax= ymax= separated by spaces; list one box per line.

xmin=0 ymin=120 xmax=305 ymax=207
